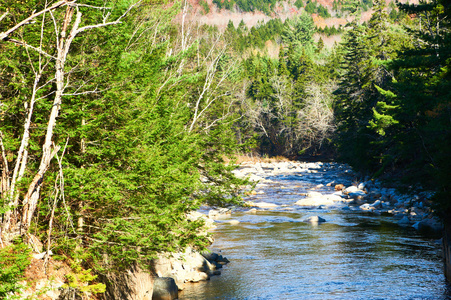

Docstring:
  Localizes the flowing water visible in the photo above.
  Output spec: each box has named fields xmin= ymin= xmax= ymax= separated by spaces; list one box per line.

xmin=179 ymin=163 xmax=451 ymax=300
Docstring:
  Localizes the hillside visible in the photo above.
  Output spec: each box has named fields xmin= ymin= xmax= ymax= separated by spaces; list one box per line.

xmin=185 ymin=0 xmax=417 ymax=33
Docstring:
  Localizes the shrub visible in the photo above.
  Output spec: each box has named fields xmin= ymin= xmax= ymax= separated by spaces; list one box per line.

xmin=0 ymin=241 xmax=31 ymax=298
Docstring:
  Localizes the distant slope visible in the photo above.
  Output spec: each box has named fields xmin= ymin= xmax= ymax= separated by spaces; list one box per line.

xmin=182 ymin=0 xmax=417 ymax=49
xmin=188 ymin=0 xmax=416 ymax=30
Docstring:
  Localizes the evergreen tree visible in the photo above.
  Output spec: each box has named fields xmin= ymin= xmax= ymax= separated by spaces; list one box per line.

xmin=380 ymin=0 xmax=451 ymax=211
xmin=334 ymin=10 xmax=408 ymax=172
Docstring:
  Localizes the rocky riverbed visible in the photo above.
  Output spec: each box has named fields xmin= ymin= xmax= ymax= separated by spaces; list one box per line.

xmin=225 ymin=160 xmax=443 ymax=235
xmin=128 ymin=160 xmax=444 ymax=299
xmin=178 ymin=160 xmax=448 ymax=300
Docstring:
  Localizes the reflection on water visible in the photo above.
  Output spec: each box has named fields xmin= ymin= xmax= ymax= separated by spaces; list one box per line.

xmin=180 ymin=168 xmax=451 ymax=300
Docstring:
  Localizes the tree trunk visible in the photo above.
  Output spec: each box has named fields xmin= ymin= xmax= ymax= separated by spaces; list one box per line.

xmin=20 ymin=6 xmax=75 ymax=232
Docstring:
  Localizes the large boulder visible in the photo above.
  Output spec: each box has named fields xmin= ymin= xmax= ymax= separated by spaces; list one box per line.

xmin=347 ymin=190 xmax=366 ymax=200
xmin=208 ymin=208 xmax=231 ymax=219
xmin=99 ymin=264 xmax=154 ymax=300
xmin=334 ymin=184 xmax=344 ymax=191
xmin=359 ymin=203 xmax=375 ymax=211
xmin=398 ymin=216 xmax=411 ymax=226
xmin=152 ymin=277 xmax=178 ymax=300
xmin=152 ymin=247 xmax=221 ymax=289
xmin=416 ymin=218 xmax=443 ymax=236
xmin=343 ymin=186 xmax=359 ymax=195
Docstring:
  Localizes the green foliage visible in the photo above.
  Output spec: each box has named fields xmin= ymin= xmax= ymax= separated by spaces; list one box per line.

xmin=214 ymin=0 xmax=279 ymax=14
xmin=332 ymin=0 xmax=372 ymax=15
xmin=294 ymin=0 xmax=304 ymax=9
xmin=316 ymin=25 xmax=343 ymax=36
xmin=282 ymin=12 xmax=316 ymax=53
xmin=305 ymin=0 xmax=331 ymax=18
xmin=0 ymin=242 xmax=31 ymax=298
xmin=333 ymin=0 xmax=451 ymax=223
xmin=237 ymin=30 xmax=337 ymax=156
xmin=63 ymin=261 xmax=106 ymax=295
xmin=368 ymin=98 xmax=400 ymax=136
xmin=199 ymin=0 xmax=210 ymax=13
xmin=225 ymin=18 xmax=284 ymax=52
xmin=46 ymin=5 xmax=247 ymax=270
xmin=1 ymin=0 xmax=248 ymax=275
xmin=384 ymin=0 xmax=451 ymax=216
xmin=333 ymin=5 xmax=410 ymax=173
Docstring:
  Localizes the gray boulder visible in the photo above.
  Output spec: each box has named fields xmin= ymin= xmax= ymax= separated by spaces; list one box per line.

xmin=343 ymin=186 xmax=359 ymax=194
xmin=152 ymin=277 xmax=178 ymax=300
xmin=417 ymin=218 xmax=443 ymax=236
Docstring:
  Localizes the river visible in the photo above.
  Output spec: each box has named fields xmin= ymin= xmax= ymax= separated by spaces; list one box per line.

xmin=179 ymin=161 xmax=451 ymax=299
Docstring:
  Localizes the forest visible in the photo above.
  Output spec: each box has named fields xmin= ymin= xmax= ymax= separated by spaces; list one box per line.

xmin=0 ymin=0 xmax=450 ymax=297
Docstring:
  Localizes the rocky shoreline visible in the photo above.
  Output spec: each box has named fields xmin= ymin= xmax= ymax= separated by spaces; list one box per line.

xmin=229 ymin=160 xmax=443 ymax=235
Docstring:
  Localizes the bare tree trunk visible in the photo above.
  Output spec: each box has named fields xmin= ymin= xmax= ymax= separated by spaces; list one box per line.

xmin=2 ymin=74 xmax=43 ymax=233
xmin=21 ymin=6 xmax=75 ymax=233
xmin=0 ymin=131 xmax=9 ymax=198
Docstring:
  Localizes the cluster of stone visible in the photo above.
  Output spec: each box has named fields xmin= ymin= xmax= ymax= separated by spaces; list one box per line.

xmin=151 ymin=247 xmax=229 ymax=297
xmin=231 ymin=160 xmax=442 ymax=235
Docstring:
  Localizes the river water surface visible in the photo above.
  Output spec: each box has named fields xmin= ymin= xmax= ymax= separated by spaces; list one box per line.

xmin=180 ymin=163 xmax=450 ymax=299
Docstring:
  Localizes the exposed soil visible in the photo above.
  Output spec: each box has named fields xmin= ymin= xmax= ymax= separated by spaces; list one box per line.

xmin=21 ymin=257 xmax=72 ymax=299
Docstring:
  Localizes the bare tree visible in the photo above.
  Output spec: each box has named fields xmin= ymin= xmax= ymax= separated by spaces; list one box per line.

xmin=0 ymin=0 xmax=140 ymax=239
xmin=296 ymin=83 xmax=336 ymax=149
xmin=240 ymin=72 xmax=335 ymax=155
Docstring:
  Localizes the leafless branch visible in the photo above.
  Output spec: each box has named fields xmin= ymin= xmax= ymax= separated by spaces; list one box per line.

xmin=71 ymin=3 xmax=112 ymax=10
xmin=63 ymin=87 xmax=105 ymax=96
xmin=0 ymin=0 xmax=68 ymax=41
xmin=6 ymin=38 xmax=56 ymax=59
xmin=75 ymin=0 xmax=141 ymax=34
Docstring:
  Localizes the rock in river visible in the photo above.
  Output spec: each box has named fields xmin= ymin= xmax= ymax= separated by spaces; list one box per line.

xmin=152 ymin=277 xmax=178 ymax=300
xmin=246 ymin=201 xmax=278 ymax=209
xmin=303 ymin=216 xmax=326 ymax=223
xmin=295 ymin=193 xmax=343 ymax=207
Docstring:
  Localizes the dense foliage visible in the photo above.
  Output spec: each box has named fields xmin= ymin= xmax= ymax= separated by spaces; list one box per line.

xmin=0 ymin=0 xmax=247 ymax=274
xmin=0 ymin=241 xmax=31 ymax=297
xmin=213 ymin=0 xmax=278 ymax=15
xmin=223 ymin=12 xmax=337 ymax=157
xmin=305 ymin=0 xmax=331 ymax=18
xmin=333 ymin=0 xmax=450 ymax=219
